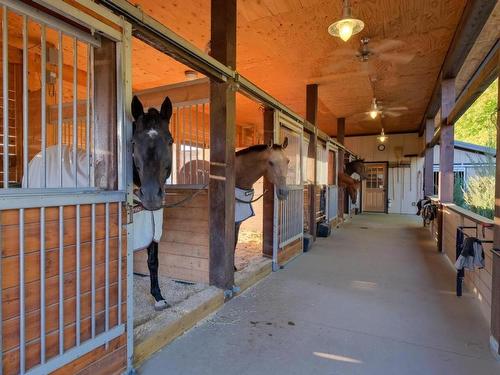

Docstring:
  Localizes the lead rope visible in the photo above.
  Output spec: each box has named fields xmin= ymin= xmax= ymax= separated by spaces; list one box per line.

xmin=134 ymin=186 xmax=270 ymax=210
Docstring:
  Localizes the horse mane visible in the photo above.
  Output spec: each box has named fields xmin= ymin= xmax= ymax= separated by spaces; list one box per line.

xmin=236 ymin=144 xmax=282 ymax=156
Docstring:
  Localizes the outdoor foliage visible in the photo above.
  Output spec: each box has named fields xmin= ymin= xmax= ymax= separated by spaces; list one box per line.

xmin=460 ymin=156 xmax=495 ymax=219
xmin=454 ymin=79 xmax=498 ymax=148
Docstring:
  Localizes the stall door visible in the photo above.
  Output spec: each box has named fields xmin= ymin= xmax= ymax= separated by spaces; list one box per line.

xmin=362 ymin=163 xmax=387 ymax=212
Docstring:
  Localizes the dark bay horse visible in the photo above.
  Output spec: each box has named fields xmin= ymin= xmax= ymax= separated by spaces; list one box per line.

xmin=339 ymin=173 xmax=360 ymax=204
xmin=345 ymin=159 xmax=366 ymax=179
xmin=132 ymin=95 xmax=173 ymax=310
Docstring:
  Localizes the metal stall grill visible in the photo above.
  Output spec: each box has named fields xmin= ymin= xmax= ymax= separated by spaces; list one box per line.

xmin=169 ymin=99 xmax=210 ymax=186
xmin=0 ymin=2 xmax=127 ymax=374
xmin=316 ymin=140 xmax=328 ymax=223
xmin=326 ymin=144 xmax=338 ymax=222
xmin=273 ymin=112 xmax=303 ymax=269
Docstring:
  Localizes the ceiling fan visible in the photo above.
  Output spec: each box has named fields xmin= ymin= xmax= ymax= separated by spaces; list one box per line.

xmin=349 ymin=98 xmax=408 ymax=121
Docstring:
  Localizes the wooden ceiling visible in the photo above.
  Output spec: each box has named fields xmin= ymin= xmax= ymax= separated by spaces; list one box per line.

xmin=130 ymin=0 xmax=472 ymax=136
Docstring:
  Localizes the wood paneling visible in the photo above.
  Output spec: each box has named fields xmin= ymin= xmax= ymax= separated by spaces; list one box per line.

xmin=134 ymin=189 xmax=210 ymax=284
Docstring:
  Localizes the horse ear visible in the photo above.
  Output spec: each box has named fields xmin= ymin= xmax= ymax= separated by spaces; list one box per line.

xmin=131 ymin=96 xmax=144 ymax=121
xmin=282 ymin=137 xmax=288 ymax=149
xmin=160 ymin=96 xmax=173 ymax=124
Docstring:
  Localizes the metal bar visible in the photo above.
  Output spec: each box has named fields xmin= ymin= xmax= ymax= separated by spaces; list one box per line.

xmin=2 ymin=7 xmax=8 ymax=188
xmin=195 ymin=104 xmax=199 ymax=185
xmin=19 ymin=209 xmax=25 ymax=374
xmin=91 ymin=203 xmax=96 ymax=338
xmin=25 ymin=325 xmax=124 ymax=375
xmin=89 ymin=46 xmax=95 ymax=187
xmin=86 ymin=44 xmax=91 ymax=186
xmin=40 ymin=207 xmax=46 ymax=364
xmin=73 ymin=37 xmax=78 ymax=187
xmin=76 ymin=204 xmax=81 ymax=345
xmin=103 ymin=202 xmax=111 ymax=349
xmin=41 ymin=24 xmax=47 ymax=188
xmin=117 ymin=202 xmax=122 ymax=325
xmin=22 ymin=15 xmax=29 ymax=187
xmin=0 ymin=0 xmax=101 ymax=47
xmin=0 ymin=190 xmax=125 ymax=209
xmin=189 ymin=105 xmax=192 ymax=183
xmin=182 ymin=107 xmax=187 ymax=183
xmin=58 ymin=30 xmax=63 ymax=187
xmin=58 ymin=206 xmax=64 ymax=354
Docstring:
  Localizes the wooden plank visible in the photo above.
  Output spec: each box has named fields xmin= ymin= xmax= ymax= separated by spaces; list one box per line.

xmin=306 ymin=84 xmax=318 ymax=239
xmin=278 ymin=238 xmax=302 ymax=266
xmin=262 ymin=107 xmax=275 ymax=258
xmin=337 ymin=118 xmax=345 ymax=220
xmin=209 ymin=0 xmax=237 ymax=289
xmin=424 ymin=118 xmax=434 ymax=196
xmin=492 ymin=53 xmax=500 ymax=352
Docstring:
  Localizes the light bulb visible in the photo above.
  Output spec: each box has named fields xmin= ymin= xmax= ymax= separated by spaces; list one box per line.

xmin=369 ymin=110 xmax=378 ymax=119
xmin=379 ymin=135 xmax=386 ymax=143
xmin=338 ymin=21 xmax=354 ymax=42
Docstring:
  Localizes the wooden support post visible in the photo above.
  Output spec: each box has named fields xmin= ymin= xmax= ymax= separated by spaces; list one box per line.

xmin=263 ymin=107 xmax=275 ymax=258
xmin=209 ymin=0 xmax=236 ymax=289
xmin=423 ymin=118 xmax=435 ymax=196
xmin=492 ymin=54 xmax=500 ymax=356
xmin=437 ymin=79 xmax=455 ymax=253
xmin=337 ymin=118 xmax=345 ymax=221
xmin=306 ymin=84 xmax=318 ymax=239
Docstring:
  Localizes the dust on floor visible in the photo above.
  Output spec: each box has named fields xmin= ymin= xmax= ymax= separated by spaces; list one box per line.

xmin=235 ymin=229 xmax=263 ymax=270
xmin=134 ymin=274 xmax=207 ymax=327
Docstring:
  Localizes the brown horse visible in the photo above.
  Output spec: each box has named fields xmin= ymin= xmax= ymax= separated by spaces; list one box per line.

xmin=345 ymin=159 xmax=366 ymax=179
xmin=339 ymin=173 xmax=360 ymax=204
xmin=178 ymin=139 xmax=290 ymax=270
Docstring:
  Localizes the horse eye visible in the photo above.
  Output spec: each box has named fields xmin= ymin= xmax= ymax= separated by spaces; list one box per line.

xmin=169 ymin=139 xmax=173 ymax=145
xmin=269 ymin=161 xmax=274 ymax=166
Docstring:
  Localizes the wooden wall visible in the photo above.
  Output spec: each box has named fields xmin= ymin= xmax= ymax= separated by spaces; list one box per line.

xmin=134 ymin=189 xmax=210 ymax=284
xmin=442 ymin=205 xmax=493 ymax=324
xmin=0 ymin=203 xmax=127 ymax=375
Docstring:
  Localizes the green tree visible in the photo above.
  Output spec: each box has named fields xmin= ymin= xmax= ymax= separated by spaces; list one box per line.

xmin=454 ymin=79 xmax=498 ymax=148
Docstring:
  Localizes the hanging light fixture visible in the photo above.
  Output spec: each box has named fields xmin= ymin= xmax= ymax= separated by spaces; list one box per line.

xmin=369 ymin=98 xmax=378 ymax=119
xmin=377 ymin=128 xmax=387 ymax=143
xmin=328 ymin=0 xmax=365 ymax=42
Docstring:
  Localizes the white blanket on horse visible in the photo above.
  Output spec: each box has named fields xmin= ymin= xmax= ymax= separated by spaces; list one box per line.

xmin=132 ymin=197 xmax=164 ymax=251
xmin=24 ymin=145 xmax=163 ymax=251
xmin=235 ymin=187 xmax=255 ymax=223
xmin=22 ymin=145 xmax=91 ymax=188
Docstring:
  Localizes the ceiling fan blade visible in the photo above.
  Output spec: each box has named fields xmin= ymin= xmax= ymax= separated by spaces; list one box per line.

xmin=327 ymin=47 xmax=358 ymax=58
xmin=386 ymin=106 xmax=408 ymax=111
xmin=383 ymin=111 xmax=403 ymax=117
xmin=348 ymin=112 xmax=371 ymax=121
xmin=370 ymin=39 xmax=405 ymax=54
xmin=378 ymin=52 xmax=415 ymax=65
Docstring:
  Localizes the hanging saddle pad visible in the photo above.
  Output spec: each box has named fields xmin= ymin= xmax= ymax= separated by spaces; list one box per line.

xmin=235 ymin=187 xmax=255 ymax=223
xmin=132 ymin=196 xmax=164 ymax=251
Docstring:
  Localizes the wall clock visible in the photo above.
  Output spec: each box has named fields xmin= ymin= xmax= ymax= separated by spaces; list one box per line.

xmin=377 ymin=144 xmax=386 ymax=151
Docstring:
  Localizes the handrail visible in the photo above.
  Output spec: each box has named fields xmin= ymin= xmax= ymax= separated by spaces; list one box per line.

xmin=442 ymin=202 xmax=493 ymax=227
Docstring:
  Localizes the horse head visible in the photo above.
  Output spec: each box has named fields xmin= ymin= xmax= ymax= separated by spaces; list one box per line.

xmin=265 ymin=137 xmax=290 ymax=200
xmin=346 ymin=158 xmax=367 ymax=179
xmin=131 ymin=96 xmax=174 ymax=211
xmin=347 ymin=180 xmax=360 ymax=204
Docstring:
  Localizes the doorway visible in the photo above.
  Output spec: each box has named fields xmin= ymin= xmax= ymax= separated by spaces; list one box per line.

xmin=362 ymin=163 xmax=388 ymax=213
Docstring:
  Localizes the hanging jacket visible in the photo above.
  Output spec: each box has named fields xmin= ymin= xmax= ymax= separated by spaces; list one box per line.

xmin=455 ymin=236 xmax=485 ymax=271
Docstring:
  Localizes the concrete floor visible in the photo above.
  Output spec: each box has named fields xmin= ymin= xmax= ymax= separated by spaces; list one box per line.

xmin=138 ymin=214 xmax=500 ymax=375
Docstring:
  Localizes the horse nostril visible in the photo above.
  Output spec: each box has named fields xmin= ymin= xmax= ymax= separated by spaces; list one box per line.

xmin=158 ymin=187 xmax=163 ymax=196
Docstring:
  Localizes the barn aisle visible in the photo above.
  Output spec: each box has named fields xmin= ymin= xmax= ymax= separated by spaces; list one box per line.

xmin=138 ymin=214 xmax=500 ymax=375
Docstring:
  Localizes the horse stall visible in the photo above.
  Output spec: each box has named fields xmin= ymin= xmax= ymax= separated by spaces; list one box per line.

xmin=273 ymin=112 xmax=303 ymax=269
xmin=0 ymin=1 xmax=132 ymax=374
xmin=325 ymin=142 xmax=339 ymax=226
xmin=132 ymin=77 xmax=266 ymax=285
xmin=315 ymin=136 xmax=328 ymax=232
xmin=301 ymin=128 xmax=313 ymax=236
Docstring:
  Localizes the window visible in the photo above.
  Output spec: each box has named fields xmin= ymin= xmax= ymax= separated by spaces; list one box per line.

xmin=433 ymin=170 xmax=465 ymax=195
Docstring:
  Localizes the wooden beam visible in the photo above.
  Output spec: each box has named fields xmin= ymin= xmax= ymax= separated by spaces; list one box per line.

xmin=263 ymin=107 xmax=275 ymax=259
xmin=492 ymin=51 xmax=500 ymax=356
xmin=209 ymin=0 xmax=236 ymax=289
xmin=306 ymin=84 xmax=318 ymax=239
xmin=447 ymin=42 xmax=499 ymax=125
xmin=419 ymin=0 xmax=497 ymax=135
xmin=424 ymin=118 xmax=435 ymax=196
xmin=337 ymin=118 xmax=345 ymax=220
xmin=437 ymin=79 xmax=455 ymax=253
